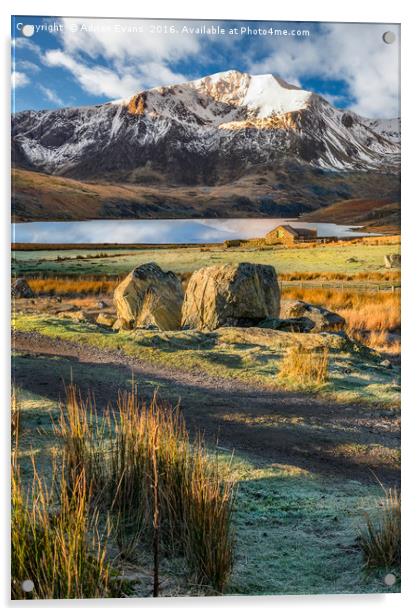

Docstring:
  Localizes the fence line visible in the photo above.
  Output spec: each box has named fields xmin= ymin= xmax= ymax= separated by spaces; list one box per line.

xmin=280 ymin=281 xmax=400 ymax=292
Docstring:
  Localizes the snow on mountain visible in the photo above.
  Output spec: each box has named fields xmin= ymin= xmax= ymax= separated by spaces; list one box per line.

xmin=12 ymin=69 xmax=400 ymax=181
xmin=363 ymin=117 xmax=401 ymax=144
xmin=123 ymin=70 xmax=313 ymax=125
xmin=189 ymin=70 xmax=312 ymax=117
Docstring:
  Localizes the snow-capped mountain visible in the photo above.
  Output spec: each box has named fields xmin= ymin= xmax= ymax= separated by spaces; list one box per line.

xmin=12 ymin=69 xmax=400 ymax=184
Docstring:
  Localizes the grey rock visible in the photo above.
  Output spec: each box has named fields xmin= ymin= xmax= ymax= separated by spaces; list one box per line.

xmin=182 ymin=262 xmax=280 ymax=331
xmin=114 ymin=262 xmax=184 ymax=331
xmin=12 ymin=278 xmax=34 ymax=299
xmin=258 ymin=316 xmax=315 ymax=333
xmin=384 ymin=254 xmax=401 ymax=269
xmin=280 ymin=299 xmax=345 ymax=332
xmin=380 ymin=359 xmax=393 ymax=369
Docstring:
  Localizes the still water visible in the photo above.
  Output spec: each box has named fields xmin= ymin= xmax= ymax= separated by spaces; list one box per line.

xmin=12 ymin=218 xmax=377 ymax=245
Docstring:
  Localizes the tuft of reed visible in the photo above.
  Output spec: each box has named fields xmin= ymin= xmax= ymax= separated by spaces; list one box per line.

xmin=183 ymin=449 xmax=235 ymax=592
xmin=11 ymin=385 xmax=21 ymax=445
xmin=278 ymin=345 xmax=329 ymax=387
xmin=53 ymin=385 xmax=108 ymax=497
xmin=359 ymin=487 xmax=401 ymax=570
xmin=11 ymin=457 xmax=114 ymax=599
xmin=108 ymin=390 xmax=235 ymax=592
xmin=53 ymin=386 xmax=235 ymax=593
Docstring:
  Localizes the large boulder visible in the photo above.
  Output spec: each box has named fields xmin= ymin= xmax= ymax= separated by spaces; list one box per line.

xmin=181 ymin=262 xmax=280 ymax=331
xmin=280 ymin=300 xmax=345 ymax=333
xmin=113 ymin=262 xmax=184 ymax=331
xmin=12 ymin=278 xmax=34 ymax=299
xmin=384 ymin=254 xmax=401 ymax=269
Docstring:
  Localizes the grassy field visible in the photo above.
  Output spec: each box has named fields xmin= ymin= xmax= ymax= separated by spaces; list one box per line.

xmin=11 ymin=239 xmax=401 ymax=597
xmin=13 ymin=387 xmax=399 ymax=596
xmin=12 ymin=314 xmax=400 ymax=408
xmin=12 ymin=241 xmax=400 ymax=278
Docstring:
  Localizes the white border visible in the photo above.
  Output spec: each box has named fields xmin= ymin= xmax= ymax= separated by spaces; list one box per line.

xmin=2 ymin=1 xmax=417 ymax=614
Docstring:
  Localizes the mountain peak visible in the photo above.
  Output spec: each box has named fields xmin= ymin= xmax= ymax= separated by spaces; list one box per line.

xmin=188 ymin=70 xmax=312 ymax=117
xmin=121 ymin=69 xmax=314 ymax=121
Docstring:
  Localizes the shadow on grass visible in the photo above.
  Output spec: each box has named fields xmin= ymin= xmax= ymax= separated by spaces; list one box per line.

xmin=12 ymin=350 xmax=400 ymax=486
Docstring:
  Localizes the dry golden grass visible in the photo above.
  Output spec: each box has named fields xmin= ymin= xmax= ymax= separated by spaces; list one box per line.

xmin=278 ymin=345 xmax=329 ymax=388
xmin=11 ymin=385 xmax=21 ymax=443
xmin=283 ymin=288 xmax=400 ymax=354
xmin=24 ymin=266 xmax=400 ymax=299
xmin=54 ymin=385 xmax=235 ymax=594
xmin=359 ymin=488 xmax=400 ymax=570
xmin=11 ymin=457 xmax=114 ymax=599
xmin=280 ymin=271 xmax=400 ymax=282
xmin=29 ymin=278 xmax=118 ymax=296
xmin=12 ymin=384 xmax=235 ymax=598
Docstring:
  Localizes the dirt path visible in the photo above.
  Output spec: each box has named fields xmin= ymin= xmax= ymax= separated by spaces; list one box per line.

xmin=12 ymin=330 xmax=400 ymax=485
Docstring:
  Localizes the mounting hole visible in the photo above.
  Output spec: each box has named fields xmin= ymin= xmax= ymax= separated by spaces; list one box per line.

xmin=384 ymin=573 xmax=396 ymax=586
xmin=21 ymin=579 xmax=34 ymax=593
xmin=22 ymin=25 xmax=35 ymax=37
xmin=382 ymin=31 xmax=396 ymax=45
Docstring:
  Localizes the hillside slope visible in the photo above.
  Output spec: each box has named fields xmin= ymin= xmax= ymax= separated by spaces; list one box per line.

xmin=301 ymin=198 xmax=400 ymax=234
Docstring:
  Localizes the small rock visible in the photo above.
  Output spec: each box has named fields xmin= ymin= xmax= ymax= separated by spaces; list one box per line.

xmin=11 ymin=278 xmax=34 ymax=299
xmin=112 ymin=317 xmax=132 ymax=331
xmin=57 ymin=310 xmax=95 ymax=323
xmin=384 ymin=254 xmax=401 ymax=269
xmin=380 ymin=359 xmax=392 ymax=369
xmin=96 ymin=313 xmax=116 ymax=328
xmin=97 ymin=300 xmax=107 ymax=309
xmin=258 ymin=316 xmax=315 ymax=333
xmin=280 ymin=299 xmax=345 ymax=333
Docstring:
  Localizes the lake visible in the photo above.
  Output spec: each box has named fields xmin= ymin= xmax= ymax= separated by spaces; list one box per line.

xmin=12 ymin=218 xmax=378 ymax=245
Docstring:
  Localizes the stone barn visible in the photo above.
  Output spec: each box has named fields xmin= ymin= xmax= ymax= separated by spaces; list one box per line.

xmin=265 ymin=224 xmax=317 ymax=245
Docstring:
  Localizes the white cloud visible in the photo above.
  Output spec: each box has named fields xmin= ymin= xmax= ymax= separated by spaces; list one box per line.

xmin=14 ymin=59 xmax=41 ymax=73
xmin=12 ymin=37 xmax=42 ymax=55
xmin=39 ymin=18 xmax=200 ymax=101
xmin=39 ymin=85 xmax=65 ymax=106
xmin=58 ymin=18 xmax=199 ymax=63
xmin=11 ymin=71 xmax=29 ymax=89
xmin=44 ymin=49 xmax=141 ymax=99
xmin=248 ymin=23 xmax=400 ymax=118
xmin=14 ymin=19 xmax=399 ymax=118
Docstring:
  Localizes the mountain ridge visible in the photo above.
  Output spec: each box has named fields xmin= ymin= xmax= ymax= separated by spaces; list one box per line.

xmin=11 ymin=70 xmax=400 ymax=221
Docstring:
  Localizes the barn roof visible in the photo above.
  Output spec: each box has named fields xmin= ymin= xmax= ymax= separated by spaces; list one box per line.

xmin=267 ymin=224 xmax=316 ymax=237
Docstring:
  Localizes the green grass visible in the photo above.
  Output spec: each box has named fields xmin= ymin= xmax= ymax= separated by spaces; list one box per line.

xmin=13 ymin=387 xmax=400 ymax=596
xmin=12 ymin=313 xmax=400 ymax=407
xmin=229 ymin=456 xmax=400 ymax=595
xmin=12 ymin=242 xmax=400 ymax=278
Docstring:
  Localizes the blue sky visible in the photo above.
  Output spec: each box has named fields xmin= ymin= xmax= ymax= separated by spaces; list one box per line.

xmin=11 ymin=16 xmax=400 ymax=118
